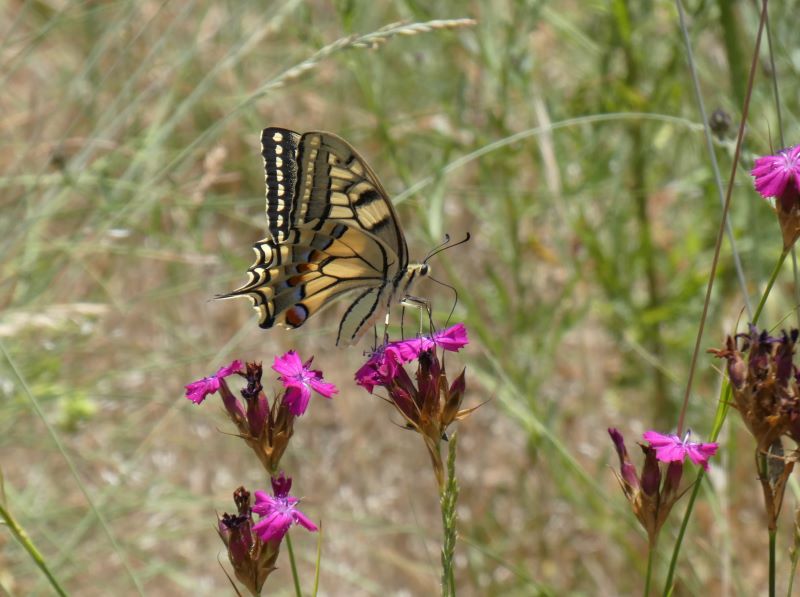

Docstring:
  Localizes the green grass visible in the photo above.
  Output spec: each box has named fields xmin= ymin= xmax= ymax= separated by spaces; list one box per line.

xmin=2 ymin=0 xmax=800 ymax=594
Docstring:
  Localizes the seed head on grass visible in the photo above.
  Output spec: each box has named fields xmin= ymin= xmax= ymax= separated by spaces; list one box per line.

xmin=752 ymin=145 xmax=800 ymax=249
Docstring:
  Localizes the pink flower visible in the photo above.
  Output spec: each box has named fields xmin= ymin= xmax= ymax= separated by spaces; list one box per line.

xmin=272 ymin=351 xmax=338 ymax=415
xmin=252 ymin=474 xmax=318 ymax=542
xmin=386 ymin=323 xmax=469 ymax=363
xmin=752 ymin=145 xmax=800 ymax=199
xmin=642 ymin=430 xmax=718 ymax=471
xmin=184 ymin=360 xmax=243 ymax=404
xmin=354 ymin=345 xmax=402 ymax=393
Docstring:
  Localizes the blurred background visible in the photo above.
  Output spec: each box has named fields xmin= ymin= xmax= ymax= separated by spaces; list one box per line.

xmin=1 ymin=0 xmax=798 ymax=594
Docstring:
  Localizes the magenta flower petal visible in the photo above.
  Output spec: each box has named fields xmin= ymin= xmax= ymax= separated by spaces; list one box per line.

xmin=751 ymin=145 xmax=800 ymax=198
xmin=272 ymin=351 xmax=338 ymax=416
xmin=684 ymin=442 xmax=718 ymax=470
xmin=252 ymin=508 xmax=293 ymax=542
xmin=184 ymin=359 xmax=243 ymax=404
xmin=643 ymin=430 xmax=718 ymax=471
xmin=217 ymin=360 xmax=244 ymax=378
xmin=272 ymin=351 xmax=303 ymax=377
xmin=291 ymin=509 xmax=319 ymax=532
xmin=184 ymin=377 xmax=220 ymax=404
xmin=385 ymin=323 xmax=470 ymax=363
xmin=283 ymin=385 xmax=311 ymax=416
xmin=251 ymin=477 xmax=317 ymax=543
xmin=434 ymin=322 xmax=469 ymax=351
xmin=309 ymin=377 xmax=337 ymax=399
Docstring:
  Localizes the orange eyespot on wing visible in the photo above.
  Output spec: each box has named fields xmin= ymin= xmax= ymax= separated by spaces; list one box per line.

xmin=285 ymin=304 xmax=309 ymax=328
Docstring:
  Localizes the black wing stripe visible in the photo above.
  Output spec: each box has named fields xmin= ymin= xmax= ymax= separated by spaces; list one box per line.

xmin=261 ymin=128 xmax=301 ymax=242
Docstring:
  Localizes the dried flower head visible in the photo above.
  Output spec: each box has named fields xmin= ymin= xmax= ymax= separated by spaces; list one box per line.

xmin=355 ymin=323 xmax=476 ymax=489
xmin=751 ymin=145 xmax=800 ymax=249
xmin=710 ymin=325 xmax=800 ymax=530
xmin=709 ymin=325 xmax=800 ymax=451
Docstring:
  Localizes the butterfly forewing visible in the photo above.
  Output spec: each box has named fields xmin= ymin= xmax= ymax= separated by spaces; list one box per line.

xmin=260 ymin=128 xmax=302 ymax=243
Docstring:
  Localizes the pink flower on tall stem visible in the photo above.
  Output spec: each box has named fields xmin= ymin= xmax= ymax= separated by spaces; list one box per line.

xmin=751 ymin=145 xmax=800 ymax=249
xmin=252 ymin=474 xmax=318 ymax=542
xmin=184 ymin=360 xmax=243 ymax=404
xmin=272 ymin=351 xmax=338 ymax=415
xmin=642 ymin=430 xmax=718 ymax=471
xmin=752 ymin=145 xmax=800 ymax=199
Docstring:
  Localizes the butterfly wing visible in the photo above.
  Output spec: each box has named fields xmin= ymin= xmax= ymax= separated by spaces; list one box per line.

xmin=221 ymin=128 xmax=410 ymax=344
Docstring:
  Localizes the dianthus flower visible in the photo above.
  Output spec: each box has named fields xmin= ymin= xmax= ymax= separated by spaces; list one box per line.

xmin=252 ymin=473 xmax=318 ymax=542
xmin=751 ymin=145 xmax=800 ymax=248
xmin=272 ymin=351 xmax=338 ymax=416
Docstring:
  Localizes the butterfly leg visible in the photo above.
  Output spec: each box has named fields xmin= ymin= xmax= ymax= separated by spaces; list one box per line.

xmin=400 ymin=295 xmax=431 ymax=337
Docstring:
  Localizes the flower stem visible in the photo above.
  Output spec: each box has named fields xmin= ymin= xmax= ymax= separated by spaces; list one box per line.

xmin=644 ymin=538 xmax=656 ymax=597
xmin=440 ymin=434 xmax=459 ymax=597
xmin=285 ymin=532 xmax=303 ymax=597
xmin=753 ymin=249 xmax=789 ymax=324
xmin=788 ymin=508 xmax=800 ymax=597
xmin=0 ymin=500 xmax=68 ymax=597
xmin=769 ymin=528 xmax=777 ymax=597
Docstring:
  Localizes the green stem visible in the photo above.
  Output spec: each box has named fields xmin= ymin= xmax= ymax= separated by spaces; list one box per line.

xmin=440 ymin=434 xmax=459 ymax=597
xmin=644 ymin=538 xmax=656 ymax=597
xmin=753 ymin=249 xmax=789 ymax=324
xmin=769 ymin=528 xmax=777 ymax=597
xmin=285 ymin=533 xmax=303 ymax=597
xmin=788 ymin=509 xmax=800 ymax=597
xmin=0 ymin=501 xmax=68 ymax=597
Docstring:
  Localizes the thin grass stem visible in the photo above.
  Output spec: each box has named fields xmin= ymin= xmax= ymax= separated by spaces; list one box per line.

xmin=0 ymin=501 xmax=68 ymax=597
xmin=285 ymin=532 xmax=303 ymax=597
xmin=674 ymin=0 xmax=769 ymax=437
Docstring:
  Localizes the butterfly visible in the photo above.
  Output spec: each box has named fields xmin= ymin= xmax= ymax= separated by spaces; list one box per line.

xmin=219 ymin=128 xmax=429 ymax=346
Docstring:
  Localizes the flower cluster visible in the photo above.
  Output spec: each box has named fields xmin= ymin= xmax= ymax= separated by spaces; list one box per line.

xmin=752 ymin=145 xmax=800 ymax=249
xmin=186 ymin=352 xmax=332 ymax=594
xmin=185 ymin=353 xmax=337 ymax=473
xmin=710 ymin=325 xmax=800 ymax=530
xmin=217 ymin=478 xmax=317 ymax=595
xmin=355 ymin=323 xmax=475 ymax=489
xmin=608 ymin=428 xmax=717 ymax=546
xmin=709 ymin=325 xmax=800 ymax=452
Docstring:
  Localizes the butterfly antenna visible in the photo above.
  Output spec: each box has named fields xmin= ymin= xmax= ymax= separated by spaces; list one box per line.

xmin=423 ymin=232 xmax=471 ymax=265
xmin=427 ymin=275 xmax=460 ymax=328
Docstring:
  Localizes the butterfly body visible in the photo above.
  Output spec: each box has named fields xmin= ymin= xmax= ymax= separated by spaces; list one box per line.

xmin=220 ymin=128 xmax=427 ymax=345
